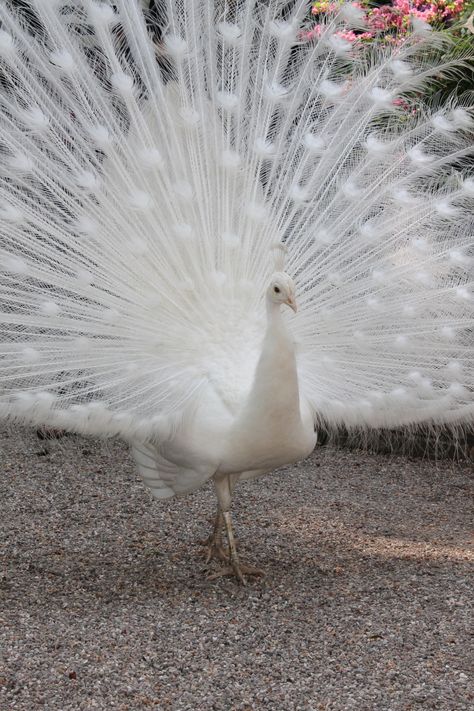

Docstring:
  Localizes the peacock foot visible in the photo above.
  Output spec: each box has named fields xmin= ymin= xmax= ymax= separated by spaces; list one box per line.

xmin=207 ymin=557 xmax=265 ymax=585
xmin=199 ymin=510 xmax=231 ymax=564
xmin=199 ymin=535 xmax=229 ymax=564
xmin=205 ymin=509 xmax=264 ymax=584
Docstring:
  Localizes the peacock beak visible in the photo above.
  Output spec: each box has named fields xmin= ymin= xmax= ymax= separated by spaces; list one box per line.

xmin=286 ymin=295 xmax=297 ymax=313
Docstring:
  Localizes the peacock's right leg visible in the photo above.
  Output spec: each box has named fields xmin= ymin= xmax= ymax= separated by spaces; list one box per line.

xmin=207 ymin=474 xmax=264 ymax=584
xmin=200 ymin=475 xmax=237 ymax=563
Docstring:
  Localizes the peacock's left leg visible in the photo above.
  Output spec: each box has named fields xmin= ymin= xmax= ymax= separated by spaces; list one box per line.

xmin=207 ymin=474 xmax=264 ymax=584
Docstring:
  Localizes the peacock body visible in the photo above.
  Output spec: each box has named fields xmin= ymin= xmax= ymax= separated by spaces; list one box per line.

xmin=0 ymin=1 xmax=473 ymax=579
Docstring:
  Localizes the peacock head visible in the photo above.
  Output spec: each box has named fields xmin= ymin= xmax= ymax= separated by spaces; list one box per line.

xmin=267 ymin=272 xmax=297 ymax=312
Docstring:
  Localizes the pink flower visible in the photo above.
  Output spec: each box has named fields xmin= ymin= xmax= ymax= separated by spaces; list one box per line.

xmin=335 ymin=29 xmax=358 ymax=42
xmin=312 ymin=1 xmax=339 ymax=15
xmin=309 ymin=0 xmax=466 ymax=36
xmin=301 ymin=24 xmax=324 ymax=41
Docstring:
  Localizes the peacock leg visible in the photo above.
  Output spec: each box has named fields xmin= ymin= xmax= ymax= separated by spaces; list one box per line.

xmin=200 ymin=508 xmax=228 ymax=563
xmin=207 ymin=475 xmax=264 ymax=584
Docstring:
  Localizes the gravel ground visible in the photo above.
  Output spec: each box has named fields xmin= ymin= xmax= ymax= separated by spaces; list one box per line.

xmin=0 ymin=426 xmax=473 ymax=711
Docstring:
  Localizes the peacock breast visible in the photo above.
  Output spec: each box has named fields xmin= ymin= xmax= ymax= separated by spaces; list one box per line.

xmin=220 ymin=397 xmax=316 ymax=474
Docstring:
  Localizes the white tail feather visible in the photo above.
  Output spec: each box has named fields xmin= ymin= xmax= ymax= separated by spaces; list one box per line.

xmin=0 ymin=1 xmax=473 ymax=438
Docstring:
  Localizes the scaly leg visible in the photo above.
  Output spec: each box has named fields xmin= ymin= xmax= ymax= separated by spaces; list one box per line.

xmin=200 ymin=508 xmax=228 ymax=563
xmin=207 ymin=474 xmax=264 ymax=584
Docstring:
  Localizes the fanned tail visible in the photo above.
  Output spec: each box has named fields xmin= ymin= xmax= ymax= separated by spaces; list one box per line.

xmin=0 ymin=1 xmax=472 ymax=437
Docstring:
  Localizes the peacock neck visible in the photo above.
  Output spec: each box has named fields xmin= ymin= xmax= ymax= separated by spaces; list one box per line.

xmin=243 ymin=300 xmax=301 ymax=423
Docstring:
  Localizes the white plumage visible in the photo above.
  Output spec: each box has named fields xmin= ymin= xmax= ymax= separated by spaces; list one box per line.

xmin=0 ymin=1 xmax=472 ymax=580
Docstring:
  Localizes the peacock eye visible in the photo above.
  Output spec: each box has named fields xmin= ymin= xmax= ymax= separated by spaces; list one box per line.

xmin=274 ymin=286 xmax=280 ymax=293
